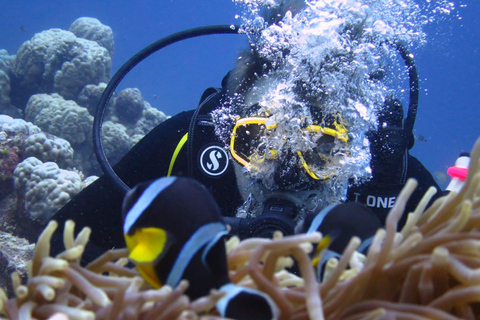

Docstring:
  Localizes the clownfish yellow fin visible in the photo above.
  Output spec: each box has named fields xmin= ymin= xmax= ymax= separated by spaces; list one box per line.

xmin=125 ymin=227 xmax=168 ymax=263
xmin=137 ymin=264 xmax=162 ymax=289
xmin=124 ymin=227 xmax=168 ymax=289
xmin=312 ymin=233 xmax=336 ymax=267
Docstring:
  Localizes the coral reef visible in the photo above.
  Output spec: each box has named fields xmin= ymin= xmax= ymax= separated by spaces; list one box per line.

xmin=69 ymin=17 xmax=114 ymax=57
xmin=0 ymin=50 xmax=19 ymax=118
xmin=25 ymin=94 xmax=93 ymax=146
xmin=24 ymin=133 xmax=74 ymax=168
xmin=0 ymin=137 xmax=479 ymax=319
xmin=13 ymin=157 xmax=84 ymax=221
xmin=0 ymin=232 xmax=34 ymax=298
xmin=113 ymin=88 xmax=145 ymax=124
xmin=0 ymin=17 xmax=168 ymax=223
xmin=0 ymin=116 xmax=41 ymax=198
xmin=11 ymin=27 xmax=111 ymax=107
xmin=76 ymin=83 xmax=108 ymax=116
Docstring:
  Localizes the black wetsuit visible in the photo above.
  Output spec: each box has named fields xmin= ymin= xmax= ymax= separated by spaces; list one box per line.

xmin=50 ymin=86 xmax=442 ymax=260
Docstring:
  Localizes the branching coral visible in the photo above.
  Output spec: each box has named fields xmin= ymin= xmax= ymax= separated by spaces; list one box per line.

xmin=1 ymin=136 xmax=480 ymax=320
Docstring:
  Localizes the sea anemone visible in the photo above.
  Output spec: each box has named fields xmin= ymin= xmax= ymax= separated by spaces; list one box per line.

xmin=1 ymin=137 xmax=480 ymax=320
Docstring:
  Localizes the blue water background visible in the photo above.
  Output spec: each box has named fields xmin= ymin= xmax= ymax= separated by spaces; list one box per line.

xmin=0 ymin=0 xmax=478 ymax=188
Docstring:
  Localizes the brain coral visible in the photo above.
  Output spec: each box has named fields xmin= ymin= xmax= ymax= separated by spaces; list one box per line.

xmin=101 ymin=121 xmax=133 ymax=166
xmin=0 ymin=115 xmax=41 ymax=150
xmin=76 ymin=82 xmax=108 ymax=116
xmin=133 ymin=102 xmax=168 ymax=136
xmin=70 ymin=17 xmax=114 ymax=57
xmin=0 ymin=50 xmax=18 ymax=116
xmin=25 ymin=93 xmax=93 ymax=145
xmin=113 ymin=88 xmax=145 ymax=124
xmin=24 ymin=132 xmax=74 ymax=168
xmin=12 ymin=27 xmax=111 ymax=107
xmin=53 ymin=37 xmax=111 ymax=100
xmin=13 ymin=157 xmax=83 ymax=221
xmin=0 ymin=70 xmax=11 ymax=109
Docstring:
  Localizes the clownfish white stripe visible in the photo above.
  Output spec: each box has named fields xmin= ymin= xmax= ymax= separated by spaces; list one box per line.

xmin=307 ymin=204 xmax=336 ymax=234
xmin=166 ymin=221 xmax=226 ymax=287
xmin=217 ymin=283 xmax=280 ymax=320
xmin=123 ymin=177 xmax=177 ymax=234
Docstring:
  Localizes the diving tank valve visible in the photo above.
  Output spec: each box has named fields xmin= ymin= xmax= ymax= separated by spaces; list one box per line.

xmin=446 ymin=152 xmax=470 ymax=193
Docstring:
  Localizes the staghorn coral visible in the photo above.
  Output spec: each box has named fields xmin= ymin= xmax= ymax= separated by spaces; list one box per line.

xmin=2 ymin=137 xmax=479 ymax=319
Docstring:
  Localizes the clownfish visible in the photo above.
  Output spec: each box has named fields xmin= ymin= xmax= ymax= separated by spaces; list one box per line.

xmin=122 ymin=176 xmax=279 ymax=320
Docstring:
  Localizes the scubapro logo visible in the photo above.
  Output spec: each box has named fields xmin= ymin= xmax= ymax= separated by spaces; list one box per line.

xmin=199 ymin=145 xmax=229 ymax=177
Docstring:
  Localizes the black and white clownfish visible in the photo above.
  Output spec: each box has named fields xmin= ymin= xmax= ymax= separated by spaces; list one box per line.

xmin=122 ymin=176 xmax=279 ymax=319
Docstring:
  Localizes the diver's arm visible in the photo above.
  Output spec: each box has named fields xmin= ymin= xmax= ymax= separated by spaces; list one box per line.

xmin=50 ymin=110 xmax=194 ymax=261
xmin=404 ymin=154 xmax=444 ymax=211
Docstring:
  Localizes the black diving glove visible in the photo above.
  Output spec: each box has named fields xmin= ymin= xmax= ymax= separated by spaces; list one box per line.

xmin=368 ymin=97 xmax=409 ymax=185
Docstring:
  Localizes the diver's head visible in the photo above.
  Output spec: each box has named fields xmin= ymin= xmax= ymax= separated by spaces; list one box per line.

xmin=217 ymin=0 xmax=385 ymax=218
xmin=226 ymin=73 xmax=351 ymax=222
xmin=228 ymin=73 xmax=350 ymax=187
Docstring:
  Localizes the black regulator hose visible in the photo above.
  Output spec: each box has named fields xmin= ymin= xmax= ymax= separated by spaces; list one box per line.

xmin=393 ymin=41 xmax=419 ymax=150
xmin=93 ymin=25 xmax=240 ymax=194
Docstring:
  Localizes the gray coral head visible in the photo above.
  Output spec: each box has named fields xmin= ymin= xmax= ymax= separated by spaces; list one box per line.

xmin=113 ymin=88 xmax=145 ymax=124
xmin=70 ymin=17 xmax=114 ymax=57
xmin=14 ymin=157 xmax=83 ymax=221
xmin=12 ymin=28 xmax=111 ymax=108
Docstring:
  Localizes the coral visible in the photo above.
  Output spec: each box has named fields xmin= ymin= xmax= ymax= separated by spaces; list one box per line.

xmin=82 ymin=175 xmax=98 ymax=187
xmin=76 ymin=82 xmax=108 ymax=116
xmin=25 ymin=94 xmax=93 ymax=146
xmin=12 ymin=157 xmax=42 ymax=190
xmin=0 ymin=146 xmax=20 ymax=199
xmin=1 ymin=137 xmax=479 ymax=319
xmin=0 ymin=232 xmax=34 ymax=298
xmin=24 ymin=133 xmax=74 ymax=168
xmin=12 ymin=29 xmax=77 ymax=107
xmin=0 ymin=50 xmax=14 ymax=114
xmin=24 ymin=92 xmax=166 ymax=177
xmin=101 ymin=121 xmax=132 ymax=166
xmin=13 ymin=157 xmax=83 ymax=221
xmin=11 ymin=27 xmax=111 ymax=107
xmin=113 ymin=88 xmax=145 ymax=124
xmin=132 ymin=102 xmax=168 ymax=136
xmin=53 ymin=38 xmax=111 ymax=100
xmin=0 ymin=115 xmax=40 ymax=149
xmin=70 ymin=17 xmax=114 ymax=57
xmin=0 ymin=50 xmax=14 ymax=73
xmin=0 ymin=70 xmax=12 ymax=113
xmin=0 ymin=116 xmax=41 ymax=197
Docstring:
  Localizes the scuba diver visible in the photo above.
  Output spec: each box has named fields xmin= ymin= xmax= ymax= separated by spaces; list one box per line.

xmin=50 ymin=1 xmax=443 ymax=271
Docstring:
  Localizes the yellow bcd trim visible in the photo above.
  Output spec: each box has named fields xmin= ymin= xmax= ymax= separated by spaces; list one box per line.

xmin=167 ymin=133 xmax=188 ymax=177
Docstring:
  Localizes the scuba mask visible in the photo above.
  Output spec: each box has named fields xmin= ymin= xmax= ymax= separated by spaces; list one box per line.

xmin=229 ymin=113 xmax=349 ymax=181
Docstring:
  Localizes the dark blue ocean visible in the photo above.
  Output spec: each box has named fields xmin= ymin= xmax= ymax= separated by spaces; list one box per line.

xmin=1 ymin=0 xmax=478 ymax=188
